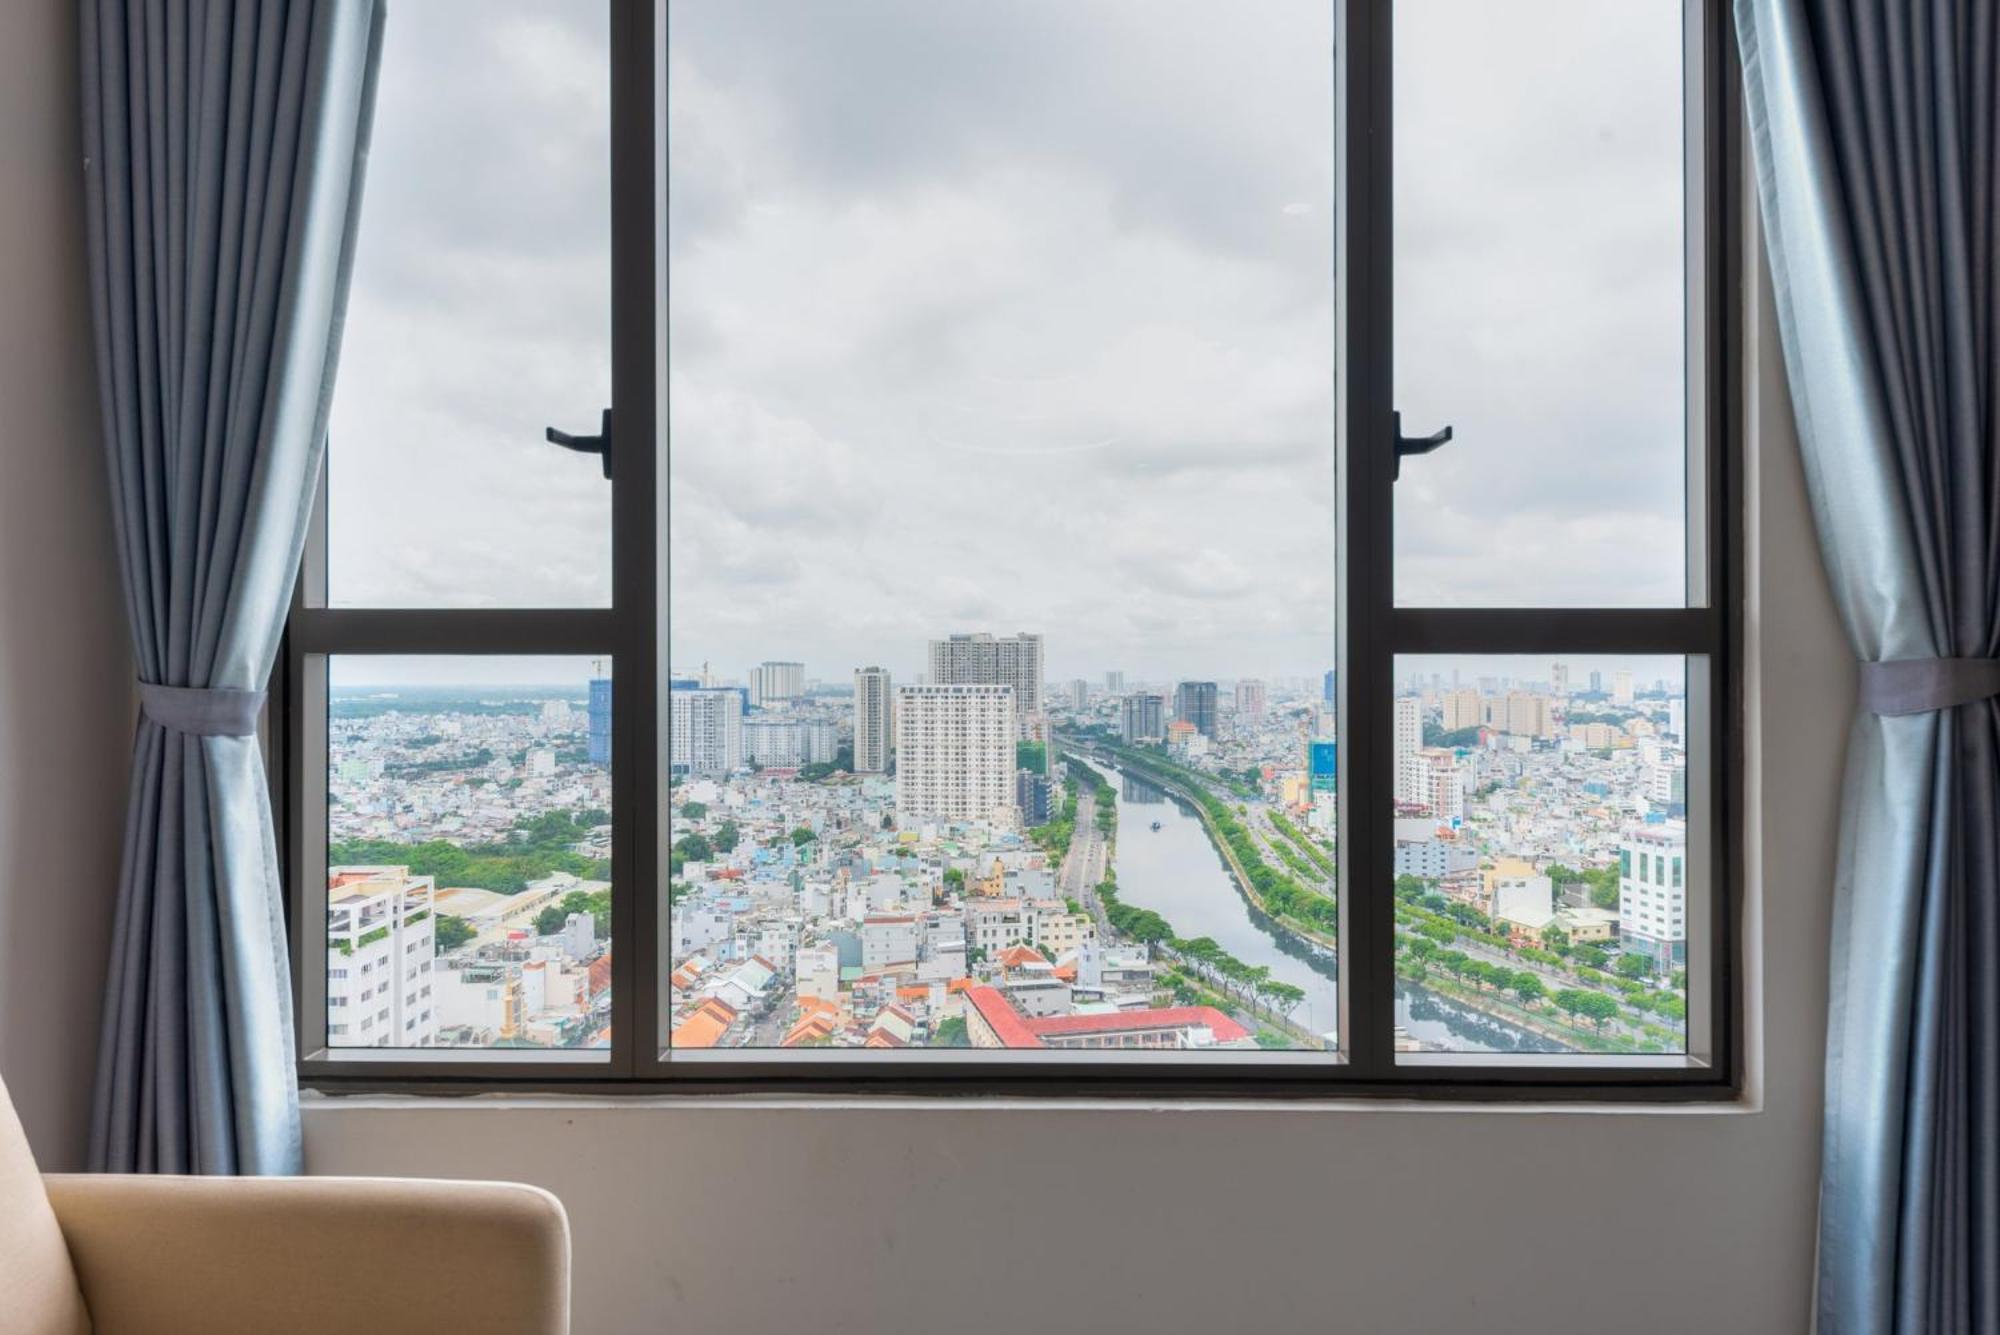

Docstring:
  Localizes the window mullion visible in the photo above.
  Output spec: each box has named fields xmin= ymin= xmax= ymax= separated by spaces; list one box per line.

xmin=608 ymin=0 xmax=659 ymax=1080
xmin=1337 ymin=0 xmax=1396 ymax=1079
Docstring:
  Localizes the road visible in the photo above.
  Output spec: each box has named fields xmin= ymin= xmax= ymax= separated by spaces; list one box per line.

xmin=1059 ymin=791 xmax=1111 ymax=936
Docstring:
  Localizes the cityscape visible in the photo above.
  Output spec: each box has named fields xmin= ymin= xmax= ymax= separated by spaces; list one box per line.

xmin=326 ymin=645 xmax=1691 ymax=1058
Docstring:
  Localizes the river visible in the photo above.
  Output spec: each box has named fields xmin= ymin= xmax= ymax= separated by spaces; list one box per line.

xmin=1089 ymin=760 xmax=1562 ymax=1053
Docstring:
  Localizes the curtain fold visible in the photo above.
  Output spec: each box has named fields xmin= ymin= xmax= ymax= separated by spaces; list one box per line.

xmin=1737 ymin=1 xmax=2000 ymax=1330
xmin=80 ymin=0 xmax=384 ymax=1175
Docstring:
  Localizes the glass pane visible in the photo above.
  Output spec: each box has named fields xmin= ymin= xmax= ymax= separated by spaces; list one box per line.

xmin=663 ymin=0 xmax=1337 ymax=1056
xmin=327 ymin=656 xmax=612 ymax=1050
xmin=326 ymin=1 xmax=612 ymax=607
xmin=1389 ymin=655 xmax=1694 ymax=1057
xmin=1392 ymin=0 xmax=1689 ymax=606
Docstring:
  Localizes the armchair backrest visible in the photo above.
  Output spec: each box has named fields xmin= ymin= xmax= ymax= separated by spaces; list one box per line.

xmin=0 ymin=1073 xmax=91 ymax=1335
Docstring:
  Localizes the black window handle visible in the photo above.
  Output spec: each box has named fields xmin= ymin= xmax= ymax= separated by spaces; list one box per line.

xmin=1392 ymin=410 xmax=1452 ymax=480
xmin=547 ymin=408 xmax=613 ymax=479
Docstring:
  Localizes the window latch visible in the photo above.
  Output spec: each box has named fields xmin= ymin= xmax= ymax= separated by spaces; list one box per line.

xmin=547 ymin=408 xmax=613 ymax=480
xmin=1392 ymin=411 xmax=1452 ymax=480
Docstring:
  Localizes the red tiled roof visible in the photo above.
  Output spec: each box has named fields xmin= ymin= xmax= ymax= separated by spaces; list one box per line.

xmin=1030 ymin=1006 xmax=1249 ymax=1043
xmin=964 ymin=987 xmax=1043 ymax=1048
xmin=962 ymin=986 xmax=1250 ymax=1048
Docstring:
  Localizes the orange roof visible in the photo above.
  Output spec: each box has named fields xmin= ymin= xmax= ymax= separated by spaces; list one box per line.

xmin=671 ymin=1005 xmax=731 ymax=1049
xmin=782 ymin=1012 xmax=836 ymax=1047
xmin=997 ymin=945 xmax=1045 ymax=970
xmin=896 ymin=985 xmax=931 ymax=1001
xmin=865 ymin=1030 xmax=907 ymax=1048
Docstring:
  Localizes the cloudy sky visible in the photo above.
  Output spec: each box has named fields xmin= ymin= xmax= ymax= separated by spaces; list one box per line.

xmin=327 ymin=0 xmax=1688 ymax=686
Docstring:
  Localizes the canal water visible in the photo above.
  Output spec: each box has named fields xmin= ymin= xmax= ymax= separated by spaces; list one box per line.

xmin=1092 ymin=761 xmax=1561 ymax=1053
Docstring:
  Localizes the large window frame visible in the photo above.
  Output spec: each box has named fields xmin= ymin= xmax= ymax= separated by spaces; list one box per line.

xmin=283 ymin=0 xmax=1743 ymax=1100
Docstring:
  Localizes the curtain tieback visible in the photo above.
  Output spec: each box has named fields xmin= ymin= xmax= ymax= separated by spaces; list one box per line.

xmin=137 ymin=681 xmax=265 ymax=736
xmin=1859 ymin=657 xmax=2000 ymax=716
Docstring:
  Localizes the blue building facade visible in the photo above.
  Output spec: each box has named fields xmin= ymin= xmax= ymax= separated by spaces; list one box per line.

xmin=588 ymin=676 xmax=613 ymax=767
xmin=1309 ymin=739 xmax=1337 ymax=794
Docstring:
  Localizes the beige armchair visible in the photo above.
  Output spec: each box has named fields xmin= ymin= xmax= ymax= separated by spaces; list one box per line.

xmin=2 ymin=1079 xmax=570 ymax=1335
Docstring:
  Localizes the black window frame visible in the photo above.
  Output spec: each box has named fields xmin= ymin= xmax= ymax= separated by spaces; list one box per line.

xmin=282 ymin=0 xmax=1743 ymax=1101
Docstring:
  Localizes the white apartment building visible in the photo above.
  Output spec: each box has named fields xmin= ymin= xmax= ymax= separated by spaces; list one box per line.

xmin=740 ymin=720 xmax=839 ymax=767
xmin=669 ymin=685 xmax=743 ymax=777
xmin=1418 ymin=749 xmax=1464 ymax=822
xmin=326 ymin=866 xmax=438 ymax=1048
xmin=929 ymin=632 xmax=1043 ymax=736
xmin=1620 ymin=821 xmax=1689 ymax=966
xmin=1613 ymin=668 xmax=1636 ymax=707
xmin=894 ymin=683 xmax=1018 ymax=825
xmin=750 ymin=660 xmax=805 ymax=705
xmin=853 ymin=665 xmax=893 ymax=773
xmin=1393 ymin=695 xmax=1426 ymax=807
xmin=1234 ymin=679 xmax=1267 ymax=719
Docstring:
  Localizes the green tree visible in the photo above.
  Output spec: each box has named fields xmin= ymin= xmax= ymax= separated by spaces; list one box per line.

xmin=931 ymin=1016 xmax=970 ymax=1048
xmin=790 ymin=826 xmax=816 ymax=846
xmin=677 ymin=831 xmax=713 ymax=863
xmin=681 ymin=801 xmax=708 ymax=819
xmin=1616 ymin=952 xmax=1655 ymax=981
xmin=433 ymin=914 xmax=475 ymax=952
xmin=714 ymin=821 xmax=740 ymax=853
xmin=1512 ymin=972 xmax=1547 ymax=1008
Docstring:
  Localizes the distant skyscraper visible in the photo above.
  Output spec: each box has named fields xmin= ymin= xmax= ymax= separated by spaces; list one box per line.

xmin=1105 ymin=671 xmax=1124 ymax=693
xmin=750 ymin=660 xmax=805 ymax=706
xmin=1612 ymin=669 xmax=1635 ymax=707
xmin=1121 ymin=693 xmax=1165 ymax=743
xmin=1069 ymin=678 xmax=1089 ymax=710
xmin=1322 ymin=669 xmax=1337 ymax=704
xmin=853 ymin=666 xmax=893 ymax=774
xmin=1442 ymin=688 xmax=1482 ymax=733
xmin=1015 ymin=769 xmax=1053 ymax=827
xmin=1234 ymin=679 xmax=1267 ymax=720
xmin=587 ymin=675 xmax=613 ymax=767
xmin=929 ymin=633 xmax=1044 ymax=736
xmin=895 ymin=684 xmax=1017 ymax=825
xmin=669 ymin=685 xmax=743 ymax=778
xmin=1502 ymin=691 xmax=1555 ymax=738
xmin=1550 ymin=662 xmax=1570 ymax=697
xmin=1308 ymin=739 xmax=1338 ymax=794
xmin=1590 ymin=670 xmax=1604 ymax=693
xmin=1174 ymin=681 xmax=1218 ymax=738
xmin=1393 ymin=695 xmax=1425 ymax=807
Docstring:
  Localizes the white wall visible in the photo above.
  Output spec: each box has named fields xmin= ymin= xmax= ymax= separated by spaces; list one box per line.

xmin=0 ymin=0 xmax=1848 ymax=1328
xmin=0 ymin=0 xmax=132 ymax=1171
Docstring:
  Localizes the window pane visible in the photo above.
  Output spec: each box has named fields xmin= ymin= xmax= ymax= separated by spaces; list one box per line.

xmin=326 ymin=1 xmax=612 ymax=608
xmin=663 ymin=0 xmax=1337 ymax=1057
xmin=327 ymin=656 xmax=612 ymax=1050
xmin=1392 ymin=0 xmax=1689 ymax=606
xmin=1390 ymin=655 xmax=1693 ymax=1057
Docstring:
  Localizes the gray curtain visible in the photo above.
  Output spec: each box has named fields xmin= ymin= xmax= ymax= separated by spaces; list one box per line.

xmin=1738 ymin=1 xmax=2000 ymax=1330
xmin=80 ymin=0 xmax=384 ymax=1174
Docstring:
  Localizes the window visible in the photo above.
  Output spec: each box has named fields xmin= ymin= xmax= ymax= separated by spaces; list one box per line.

xmin=286 ymin=0 xmax=1738 ymax=1096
